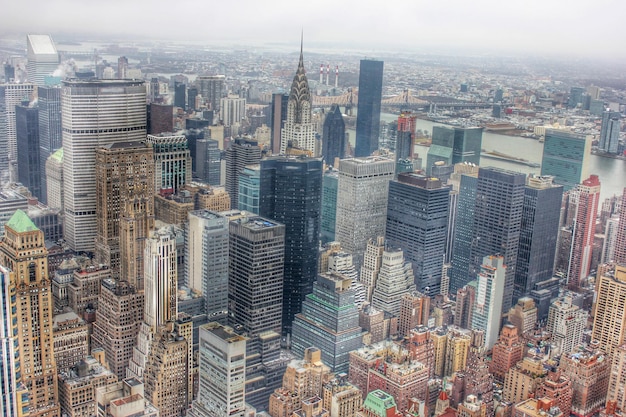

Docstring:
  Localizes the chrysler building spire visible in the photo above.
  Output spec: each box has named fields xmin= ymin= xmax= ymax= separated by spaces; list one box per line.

xmin=280 ymin=37 xmax=316 ymax=155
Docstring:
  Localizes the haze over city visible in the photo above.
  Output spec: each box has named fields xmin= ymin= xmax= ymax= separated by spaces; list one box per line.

xmin=2 ymin=0 xmax=625 ymax=60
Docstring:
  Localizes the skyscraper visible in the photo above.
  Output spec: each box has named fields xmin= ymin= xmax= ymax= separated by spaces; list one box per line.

xmin=26 ymin=34 xmax=59 ymax=87
xmin=470 ymin=167 xmax=525 ymax=315
xmin=0 ymin=210 xmax=59 ymax=417
xmin=220 ymin=94 xmax=247 ymax=127
xmin=592 ymin=265 xmax=626 ymax=355
xmin=62 ymin=79 xmax=147 ymax=253
xmin=0 ymin=82 xmax=34 ymax=180
xmin=259 ymin=156 xmax=323 ymax=333
xmin=0 ymin=264 xmax=29 ymax=417
xmin=371 ymin=249 xmax=416 ymax=316
xmin=613 ymin=190 xmax=626 ymax=264
xmin=395 ymin=112 xmax=417 ymax=164
xmin=599 ymin=110 xmax=621 ymax=154
xmin=280 ymin=41 xmax=316 ymax=156
xmin=195 ymin=75 xmax=225 ymax=112
xmin=185 ymin=210 xmax=229 ymax=323
xmin=174 ymin=81 xmax=186 ymax=109
xmin=471 ymin=256 xmax=506 ymax=350
xmin=322 ymin=104 xmax=346 ymax=165
xmin=15 ymin=104 xmax=42 ymax=199
xmin=291 ymin=272 xmax=363 ymax=373
xmin=426 ymin=126 xmax=483 ymax=174
xmin=95 ymin=141 xmax=155 ymax=279
xmin=146 ymin=133 xmax=192 ymax=194
xmin=565 ymin=175 xmax=601 ymax=290
xmin=335 ymin=157 xmax=394 ymax=267
xmin=37 ymin=85 xmax=62 ymax=205
xmin=228 ymin=214 xmax=286 ymax=410
xmin=386 ymin=173 xmax=450 ymax=295
xmin=238 ymin=164 xmax=261 ymax=214
xmin=226 ymin=138 xmax=261 ymax=209
xmin=355 ymin=59 xmax=383 ymax=157
xmin=449 ymin=169 xmax=479 ymax=294
xmin=321 ymin=168 xmax=339 ymax=244
xmin=195 ymin=138 xmax=221 ymax=186
xmin=271 ymin=93 xmax=289 ymax=155
xmin=541 ymin=129 xmax=590 ymax=191
xmin=189 ymin=322 xmax=247 ymax=417
xmin=513 ymin=175 xmax=563 ymax=301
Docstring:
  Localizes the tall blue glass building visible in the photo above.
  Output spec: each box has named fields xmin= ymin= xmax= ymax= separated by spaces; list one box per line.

xmin=355 ymin=60 xmax=383 ymax=157
xmin=259 ymin=156 xmax=323 ymax=334
xmin=449 ymin=173 xmax=478 ymax=294
xmin=426 ymin=126 xmax=482 ymax=174
xmin=321 ymin=169 xmax=339 ymax=244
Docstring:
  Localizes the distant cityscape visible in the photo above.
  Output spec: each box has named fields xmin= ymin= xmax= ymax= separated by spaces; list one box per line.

xmin=0 ymin=33 xmax=625 ymax=417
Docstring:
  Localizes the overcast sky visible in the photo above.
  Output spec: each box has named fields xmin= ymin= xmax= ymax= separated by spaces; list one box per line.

xmin=2 ymin=0 xmax=624 ymax=59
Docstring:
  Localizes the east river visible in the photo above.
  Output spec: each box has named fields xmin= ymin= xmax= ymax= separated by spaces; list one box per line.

xmin=347 ymin=113 xmax=626 ymax=201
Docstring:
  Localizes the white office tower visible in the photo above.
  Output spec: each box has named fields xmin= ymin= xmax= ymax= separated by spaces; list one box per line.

xmin=189 ymin=322 xmax=247 ymax=417
xmin=220 ymin=94 xmax=246 ymax=127
xmin=0 ymin=83 xmax=34 ymax=181
xmin=327 ymin=251 xmax=366 ymax=308
xmin=546 ymin=296 xmax=588 ymax=356
xmin=371 ymin=249 xmax=416 ymax=316
xmin=360 ymin=236 xmax=385 ymax=302
xmin=62 ymin=79 xmax=146 ymax=252
xmin=471 ymin=255 xmax=506 ymax=350
xmin=128 ymin=227 xmax=178 ymax=381
xmin=26 ymin=34 xmax=60 ymax=87
xmin=335 ymin=157 xmax=394 ymax=268
xmin=185 ymin=210 xmax=229 ymax=323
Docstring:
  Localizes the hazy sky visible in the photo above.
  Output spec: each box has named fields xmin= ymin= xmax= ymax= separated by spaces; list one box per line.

xmin=2 ymin=0 xmax=624 ymax=58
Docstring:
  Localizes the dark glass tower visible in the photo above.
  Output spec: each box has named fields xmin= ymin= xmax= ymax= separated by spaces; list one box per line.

xmin=470 ymin=167 xmax=526 ymax=315
xmin=259 ymin=156 xmax=323 ymax=334
xmin=322 ymin=104 xmax=345 ymax=165
xmin=514 ymin=175 xmax=562 ymax=302
xmin=16 ymin=104 xmax=42 ymax=199
xmin=355 ymin=59 xmax=383 ymax=157
xmin=37 ymin=85 xmax=62 ymax=204
xmin=228 ymin=214 xmax=286 ymax=411
xmin=426 ymin=126 xmax=482 ymax=174
xmin=174 ymin=81 xmax=186 ymax=109
xmin=270 ymin=93 xmax=289 ymax=155
xmin=385 ymin=173 xmax=450 ymax=295
xmin=320 ymin=169 xmax=339 ymax=244
xmin=291 ymin=272 xmax=363 ymax=373
xmin=449 ymin=173 xmax=479 ymax=294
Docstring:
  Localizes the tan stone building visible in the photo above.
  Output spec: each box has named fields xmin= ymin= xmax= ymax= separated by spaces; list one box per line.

xmin=53 ymin=311 xmax=89 ymax=373
xmin=560 ymin=347 xmax=610 ymax=417
xmin=0 ymin=210 xmax=59 ymax=417
xmin=94 ymin=141 xmax=155 ymax=278
xmin=67 ymin=265 xmax=111 ymax=316
xmin=503 ymin=357 xmax=546 ymax=404
xmin=58 ymin=356 xmax=118 ymax=417
xmin=592 ymin=265 xmax=626 ymax=355
xmin=508 ymin=297 xmax=538 ymax=336
xmin=95 ymin=377 xmax=159 ymax=417
xmin=144 ymin=324 xmax=189 ymax=417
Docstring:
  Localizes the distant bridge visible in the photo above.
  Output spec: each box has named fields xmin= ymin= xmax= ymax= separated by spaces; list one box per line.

xmin=312 ymin=89 xmax=488 ymax=110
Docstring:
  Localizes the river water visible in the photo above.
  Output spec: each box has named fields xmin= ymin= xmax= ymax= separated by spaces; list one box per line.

xmin=347 ymin=113 xmax=626 ymax=201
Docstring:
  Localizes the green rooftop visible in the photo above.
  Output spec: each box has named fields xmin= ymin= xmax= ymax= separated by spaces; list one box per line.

xmin=51 ymin=148 xmax=63 ymax=162
xmin=5 ymin=209 xmax=39 ymax=233
xmin=362 ymin=390 xmax=397 ymax=417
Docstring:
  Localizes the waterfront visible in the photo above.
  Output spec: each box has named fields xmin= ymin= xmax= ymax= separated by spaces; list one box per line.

xmin=348 ymin=113 xmax=626 ymax=201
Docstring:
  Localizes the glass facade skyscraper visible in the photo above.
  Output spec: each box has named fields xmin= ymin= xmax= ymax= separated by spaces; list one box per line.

xmin=321 ymin=169 xmax=339 ymax=244
xmin=426 ymin=126 xmax=483 ymax=174
xmin=449 ymin=173 xmax=478 ymax=294
xmin=541 ymin=129 xmax=590 ymax=191
xmin=386 ymin=173 xmax=450 ymax=295
xmin=514 ymin=175 xmax=563 ymax=301
xmin=259 ymin=156 xmax=323 ymax=334
xmin=470 ymin=167 xmax=526 ymax=315
xmin=355 ymin=59 xmax=383 ymax=157
xmin=322 ymin=104 xmax=345 ymax=165
xmin=15 ymin=105 xmax=42 ymax=200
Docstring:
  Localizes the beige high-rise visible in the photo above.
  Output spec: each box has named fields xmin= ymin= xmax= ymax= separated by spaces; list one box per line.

xmin=592 ymin=265 xmax=626 ymax=355
xmin=0 ymin=210 xmax=59 ymax=416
